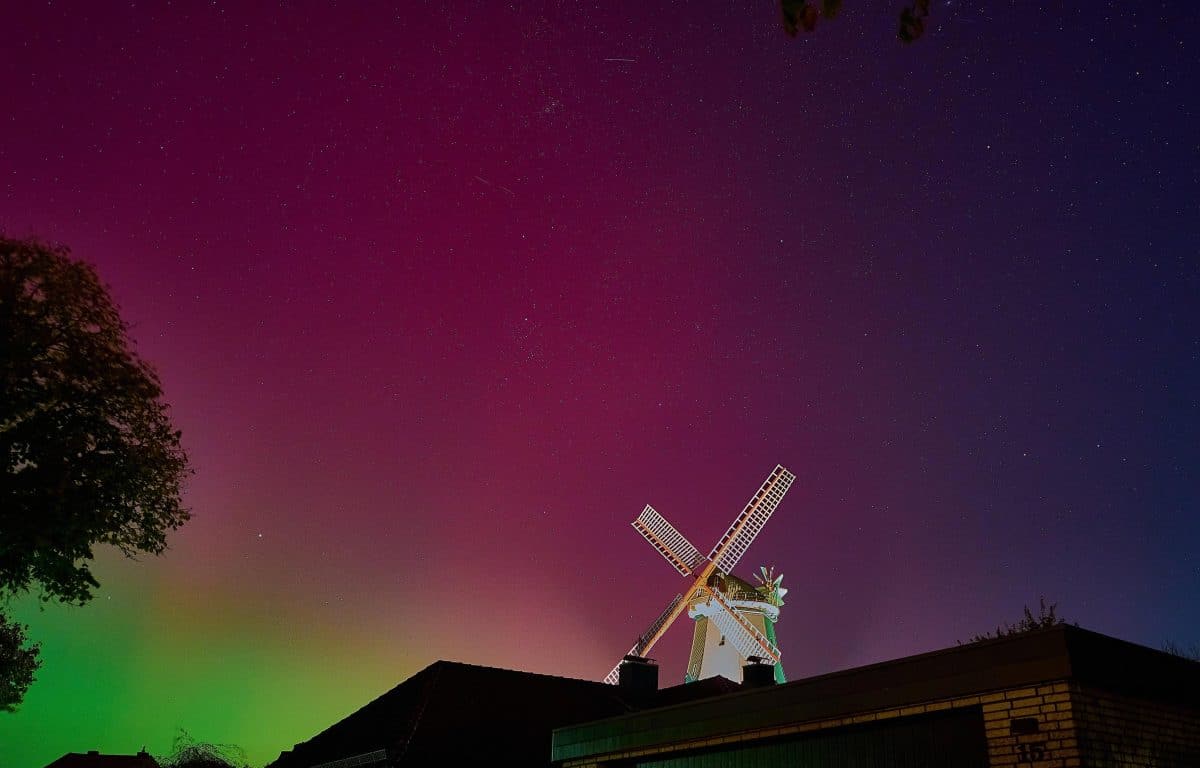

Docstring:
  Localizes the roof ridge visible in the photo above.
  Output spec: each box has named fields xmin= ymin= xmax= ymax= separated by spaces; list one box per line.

xmin=430 ymin=659 xmax=613 ymax=686
xmin=393 ymin=662 xmax=442 ymax=763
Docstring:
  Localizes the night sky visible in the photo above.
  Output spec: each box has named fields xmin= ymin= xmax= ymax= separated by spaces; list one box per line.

xmin=3 ymin=2 xmax=1198 ymax=765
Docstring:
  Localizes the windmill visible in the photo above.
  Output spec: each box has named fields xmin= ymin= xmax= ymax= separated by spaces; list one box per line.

xmin=604 ymin=464 xmax=796 ymax=685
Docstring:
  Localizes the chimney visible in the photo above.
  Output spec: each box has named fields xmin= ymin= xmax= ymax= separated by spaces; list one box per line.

xmin=742 ymin=656 xmax=776 ymax=688
xmin=87 ymin=752 xmax=100 ymax=757
xmin=617 ymin=655 xmax=659 ymax=696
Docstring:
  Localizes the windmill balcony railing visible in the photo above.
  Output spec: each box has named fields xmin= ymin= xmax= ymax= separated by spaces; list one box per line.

xmin=690 ymin=586 xmax=769 ymax=604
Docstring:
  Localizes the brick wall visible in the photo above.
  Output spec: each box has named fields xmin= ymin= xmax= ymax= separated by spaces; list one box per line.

xmin=980 ymin=682 xmax=1079 ymax=767
xmin=1070 ymin=685 xmax=1200 ymax=767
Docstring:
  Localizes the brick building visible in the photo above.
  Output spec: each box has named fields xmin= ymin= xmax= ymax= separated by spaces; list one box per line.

xmin=552 ymin=625 xmax=1200 ymax=768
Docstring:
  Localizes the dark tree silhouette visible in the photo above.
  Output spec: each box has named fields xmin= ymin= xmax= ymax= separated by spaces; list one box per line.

xmin=780 ymin=0 xmax=933 ymax=42
xmin=0 ymin=235 xmax=190 ymax=708
xmin=1161 ymin=640 xmax=1200 ymax=662
xmin=0 ymin=613 xmax=40 ymax=712
xmin=0 ymin=235 xmax=190 ymax=604
xmin=962 ymin=596 xmax=1068 ymax=644
xmin=158 ymin=732 xmax=248 ymax=768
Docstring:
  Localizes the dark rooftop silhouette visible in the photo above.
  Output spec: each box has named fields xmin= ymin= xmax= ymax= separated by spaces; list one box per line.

xmin=43 ymin=751 xmax=159 ymax=768
xmin=553 ymin=624 xmax=1200 ymax=763
xmin=266 ymin=660 xmax=739 ymax=768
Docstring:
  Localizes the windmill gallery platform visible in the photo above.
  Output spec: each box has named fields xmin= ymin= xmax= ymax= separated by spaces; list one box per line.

xmin=267 ymin=625 xmax=1200 ymax=768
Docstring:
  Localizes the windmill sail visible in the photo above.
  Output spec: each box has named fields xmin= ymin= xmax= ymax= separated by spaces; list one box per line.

xmin=699 ymin=586 xmax=781 ymax=663
xmin=603 ymin=593 xmax=685 ymax=685
xmin=633 ymin=505 xmax=704 ymax=576
xmin=708 ymin=465 xmax=795 ymax=574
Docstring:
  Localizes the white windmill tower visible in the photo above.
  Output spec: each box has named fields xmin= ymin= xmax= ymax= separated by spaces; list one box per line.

xmin=604 ymin=464 xmax=796 ymax=685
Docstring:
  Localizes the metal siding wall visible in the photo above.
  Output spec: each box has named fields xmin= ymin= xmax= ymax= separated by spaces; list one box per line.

xmin=635 ymin=707 xmax=987 ymax=768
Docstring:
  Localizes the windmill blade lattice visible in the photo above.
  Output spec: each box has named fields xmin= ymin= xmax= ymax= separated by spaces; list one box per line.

xmin=605 ymin=464 xmax=794 ymax=684
xmin=698 ymin=586 xmax=781 ymax=663
xmin=633 ymin=505 xmax=704 ymax=577
xmin=603 ymin=593 xmax=685 ymax=685
xmin=708 ymin=465 xmax=796 ymax=574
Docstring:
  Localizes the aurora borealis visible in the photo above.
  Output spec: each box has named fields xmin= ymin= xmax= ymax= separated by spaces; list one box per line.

xmin=2 ymin=1 xmax=1198 ymax=766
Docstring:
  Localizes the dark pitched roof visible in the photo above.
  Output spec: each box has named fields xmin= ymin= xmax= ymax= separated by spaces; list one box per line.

xmin=651 ymin=675 xmax=743 ymax=707
xmin=44 ymin=752 xmax=159 ymax=768
xmin=266 ymin=661 xmax=627 ymax=768
xmin=267 ymin=660 xmax=744 ymax=768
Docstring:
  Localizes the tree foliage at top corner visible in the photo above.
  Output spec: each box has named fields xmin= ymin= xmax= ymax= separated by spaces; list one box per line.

xmin=0 ymin=235 xmax=191 ymax=606
xmin=779 ymin=0 xmax=933 ymax=42
xmin=964 ymin=597 xmax=1068 ymax=644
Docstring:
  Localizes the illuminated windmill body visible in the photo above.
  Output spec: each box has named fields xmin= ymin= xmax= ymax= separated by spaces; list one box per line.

xmin=605 ymin=465 xmax=796 ymax=685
